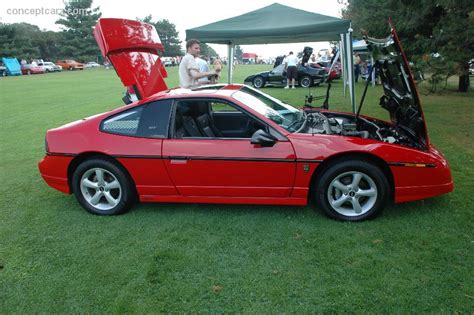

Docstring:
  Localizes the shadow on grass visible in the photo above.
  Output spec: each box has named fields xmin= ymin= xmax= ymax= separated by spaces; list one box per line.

xmin=133 ymin=202 xmax=312 ymax=217
xmin=52 ymin=189 xmax=452 ymax=223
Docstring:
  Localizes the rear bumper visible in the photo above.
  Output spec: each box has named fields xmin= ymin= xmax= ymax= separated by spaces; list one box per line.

xmin=38 ymin=155 xmax=73 ymax=194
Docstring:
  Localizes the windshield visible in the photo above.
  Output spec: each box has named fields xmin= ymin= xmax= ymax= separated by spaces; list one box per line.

xmin=232 ymin=86 xmax=305 ymax=132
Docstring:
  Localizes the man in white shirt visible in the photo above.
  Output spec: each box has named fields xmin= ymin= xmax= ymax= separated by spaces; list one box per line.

xmin=179 ymin=39 xmax=217 ymax=88
xmin=283 ymin=51 xmax=299 ymax=89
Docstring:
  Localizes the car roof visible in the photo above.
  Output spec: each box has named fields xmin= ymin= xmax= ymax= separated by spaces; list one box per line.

xmin=140 ymin=84 xmax=244 ymax=103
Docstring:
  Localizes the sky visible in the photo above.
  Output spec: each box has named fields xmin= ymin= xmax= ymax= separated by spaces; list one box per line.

xmin=0 ymin=0 xmax=347 ymax=58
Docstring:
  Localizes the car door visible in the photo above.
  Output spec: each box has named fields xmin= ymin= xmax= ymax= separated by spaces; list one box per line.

xmin=162 ymin=98 xmax=297 ymax=198
xmin=267 ymin=64 xmax=287 ymax=85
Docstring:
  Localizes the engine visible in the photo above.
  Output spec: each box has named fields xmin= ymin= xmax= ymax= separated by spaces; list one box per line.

xmin=299 ymin=111 xmax=423 ymax=149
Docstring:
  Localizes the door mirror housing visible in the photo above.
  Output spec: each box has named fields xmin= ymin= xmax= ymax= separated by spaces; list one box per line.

xmin=250 ymin=129 xmax=278 ymax=147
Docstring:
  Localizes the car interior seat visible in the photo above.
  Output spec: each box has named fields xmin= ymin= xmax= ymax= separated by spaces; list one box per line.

xmin=176 ymin=102 xmax=204 ymax=137
xmin=194 ymin=101 xmax=223 ymax=137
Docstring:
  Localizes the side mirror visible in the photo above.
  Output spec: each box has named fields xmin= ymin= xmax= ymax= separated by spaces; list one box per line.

xmin=250 ymin=129 xmax=278 ymax=147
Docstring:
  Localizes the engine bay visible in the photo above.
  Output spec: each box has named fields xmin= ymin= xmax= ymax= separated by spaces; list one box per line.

xmin=297 ymin=110 xmax=424 ymax=149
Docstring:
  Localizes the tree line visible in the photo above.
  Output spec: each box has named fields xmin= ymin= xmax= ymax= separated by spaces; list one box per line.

xmin=342 ymin=0 xmax=473 ymax=92
xmin=0 ymin=0 xmax=219 ymax=63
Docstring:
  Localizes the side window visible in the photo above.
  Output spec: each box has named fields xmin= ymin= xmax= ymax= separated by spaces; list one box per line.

xmin=101 ymin=99 xmax=172 ymax=138
xmin=210 ymin=102 xmax=238 ymax=113
xmin=273 ymin=64 xmax=285 ymax=74
xmin=174 ymin=99 xmax=266 ymax=139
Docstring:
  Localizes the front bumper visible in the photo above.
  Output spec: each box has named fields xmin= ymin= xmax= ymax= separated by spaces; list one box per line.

xmin=393 ymin=145 xmax=453 ymax=203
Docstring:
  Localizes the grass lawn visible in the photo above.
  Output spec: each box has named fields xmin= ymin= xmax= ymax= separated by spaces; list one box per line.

xmin=0 ymin=66 xmax=473 ymax=313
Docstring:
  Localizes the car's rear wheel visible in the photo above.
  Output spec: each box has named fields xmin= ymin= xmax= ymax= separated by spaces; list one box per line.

xmin=72 ymin=159 xmax=134 ymax=215
xmin=27 ymin=70 xmax=32 ymax=75
xmin=68 ymin=67 xmax=73 ymax=71
xmin=252 ymin=76 xmax=265 ymax=88
xmin=314 ymin=160 xmax=389 ymax=221
xmin=299 ymin=75 xmax=313 ymax=88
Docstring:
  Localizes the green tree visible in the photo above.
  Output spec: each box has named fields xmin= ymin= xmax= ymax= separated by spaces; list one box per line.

xmin=138 ymin=15 xmax=183 ymax=56
xmin=34 ymin=31 xmax=63 ymax=61
xmin=200 ymin=43 xmax=218 ymax=58
xmin=234 ymin=45 xmax=244 ymax=61
xmin=0 ymin=23 xmax=41 ymax=59
xmin=342 ymin=0 xmax=474 ymax=92
xmin=55 ymin=0 xmax=102 ymax=62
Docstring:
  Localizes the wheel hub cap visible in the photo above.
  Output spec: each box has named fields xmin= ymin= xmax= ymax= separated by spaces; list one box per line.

xmin=327 ymin=171 xmax=378 ymax=216
xmin=80 ymin=168 xmax=122 ymax=211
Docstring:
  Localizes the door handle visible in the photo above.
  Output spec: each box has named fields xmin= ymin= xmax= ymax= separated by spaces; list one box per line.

xmin=169 ymin=156 xmax=188 ymax=164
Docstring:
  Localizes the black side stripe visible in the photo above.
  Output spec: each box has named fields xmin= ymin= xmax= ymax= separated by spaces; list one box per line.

xmin=47 ymin=152 xmax=78 ymax=157
xmin=47 ymin=152 xmax=433 ymax=168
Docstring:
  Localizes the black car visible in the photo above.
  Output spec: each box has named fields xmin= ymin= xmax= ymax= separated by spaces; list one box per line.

xmin=244 ymin=62 xmax=326 ymax=88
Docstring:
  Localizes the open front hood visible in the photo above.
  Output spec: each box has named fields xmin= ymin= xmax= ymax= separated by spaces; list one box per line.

xmin=366 ymin=22 xmax=429 ymax=148
xmin=93 ymin=18 xmax=168 ymax=99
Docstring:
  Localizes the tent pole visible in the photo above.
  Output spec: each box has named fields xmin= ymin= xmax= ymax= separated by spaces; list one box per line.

xmin=227 ymin=43 xmax=235 ymax=84
xmin=371 ymin=55 xmax=375 ymax=87
xmin=345 ymin=28 xmax=356 ymax=113
xmin=339 ymin=35 xmax=346 ymax=97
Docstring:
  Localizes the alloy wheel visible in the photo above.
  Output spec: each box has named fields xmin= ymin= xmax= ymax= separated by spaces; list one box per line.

xmin=327 ymin=171 xmax=378 ymax=217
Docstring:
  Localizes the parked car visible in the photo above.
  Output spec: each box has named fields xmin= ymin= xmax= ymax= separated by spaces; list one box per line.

xmin=0 ymin=63 xmax=6 ymax=76
xmin=310 ymin=61 xmax=341 ymax=80
xmin=2 ymin=57 xmax=22 ymax=76
xmin=38 ymin=19 xmax=453 ymax=222
xmin=37 ymin=61 xmax=62 ymax=72
xmin=21 ymin=64 xmax=46 ymax=75
xmin=161 ymin=57 xmax=173 ymax=67
xmin=56 ymin=59 xmax=84 ymax=70
xmin=244 ymin=61 xmax=326 ymax=88
xmin=85 ymin=61 xmax=101 ymax=68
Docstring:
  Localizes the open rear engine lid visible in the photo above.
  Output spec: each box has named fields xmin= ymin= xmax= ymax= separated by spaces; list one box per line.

xmin=94 ymin=18 xmax=168 ymax=100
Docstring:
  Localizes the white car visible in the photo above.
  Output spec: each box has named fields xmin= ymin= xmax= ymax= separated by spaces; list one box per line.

xmin=38 ymin=61 xmax=62 ymax=72
xmin=161 ymin=57 xmax=173 ymax=67
xmin=85 ymin=62 xmax=101 ymax=68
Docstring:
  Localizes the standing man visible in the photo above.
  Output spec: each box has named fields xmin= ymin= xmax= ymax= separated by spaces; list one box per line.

xmin=179 ymin=39 xmax=217 ymax=88
xmin=283 ymin=51 xmax=299 ymax=89
xmin=354 ymin=53 xmax=362 ymax=83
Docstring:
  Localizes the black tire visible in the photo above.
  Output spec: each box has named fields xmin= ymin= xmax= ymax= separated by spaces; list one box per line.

xmin=299 ymin=75 xmax=313 ymax=88
xmin=69 ymin=67 xmax=73 ymax=71
xmin=27 ymin=70 xmax=32 ymax=75
xmin=72 ymin=159 xmax=135 ymax=215
xmin=252 ymin=76 xmax=265 ymax=88
xmin=314 ymin=160 xmax=389 ymax=221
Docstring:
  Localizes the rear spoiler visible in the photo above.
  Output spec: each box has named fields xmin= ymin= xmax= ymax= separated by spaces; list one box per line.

xmin=93 ymin=18 xmax=168 ymax=100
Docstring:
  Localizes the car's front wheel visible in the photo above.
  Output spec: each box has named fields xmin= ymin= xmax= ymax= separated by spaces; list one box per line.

xmin=252 ymin=76 xmax=265 ymax=88
xmin=315 ymin=160 xmax=389 ymax=221
xmin=72 ymin=159 xmax=135 ymax=215
xmin=299 ymin=75 xmax=313 ymax=88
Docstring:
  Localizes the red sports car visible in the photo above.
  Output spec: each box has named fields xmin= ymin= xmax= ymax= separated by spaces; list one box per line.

xmin=38 ymin=19 xmax=453 ymax=221
xmin=21 ymin=64 xmax=46 ymax=75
